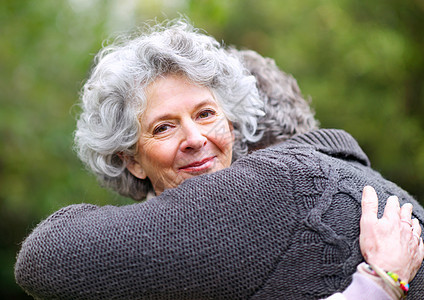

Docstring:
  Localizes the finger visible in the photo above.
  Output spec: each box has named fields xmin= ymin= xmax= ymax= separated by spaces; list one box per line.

xmin=400 ymin=203 xmax=413 ymax=225
xmin=383 ymin=195 xmax=400 ymax=220
xmin=412 ymin=219 xmax=422 ymax=249
xmin=420 ymin=238 xmax=424 ymax=261
xmin=361 ymin=186 xmax=379 ymax=223
xmin=412 ymin=218 xmax=422 ymax=238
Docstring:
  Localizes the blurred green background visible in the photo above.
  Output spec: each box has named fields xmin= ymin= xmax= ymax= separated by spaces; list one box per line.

xmin=1 ymin=0 xmax=423 ymax=298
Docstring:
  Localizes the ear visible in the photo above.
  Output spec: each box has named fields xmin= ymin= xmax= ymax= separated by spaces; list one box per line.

xmin=119 ymin=153 xmax=147 ymax=180
xmin=126 ymin=159 xmax=147 ymax=179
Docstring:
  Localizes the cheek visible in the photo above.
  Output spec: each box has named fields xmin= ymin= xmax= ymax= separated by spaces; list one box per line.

xmin=140 ymin=139 xmax=178 ymax=169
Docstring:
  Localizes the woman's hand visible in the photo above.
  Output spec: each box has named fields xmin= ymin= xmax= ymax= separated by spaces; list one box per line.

xmin=360 ymin=186 xmax=424 ymax=282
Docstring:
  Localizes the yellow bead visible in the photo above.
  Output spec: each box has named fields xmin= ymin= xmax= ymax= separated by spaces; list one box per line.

xmin=388 ymin=271 xmax=399 ymax=282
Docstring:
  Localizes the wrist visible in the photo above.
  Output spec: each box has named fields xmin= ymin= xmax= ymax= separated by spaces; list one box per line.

xmin=357 ymin=262 xmax=409 ymax=300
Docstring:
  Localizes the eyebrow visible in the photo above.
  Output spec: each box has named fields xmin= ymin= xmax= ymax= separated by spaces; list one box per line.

xmin=145 ymin=98 xmax=218 ymax=130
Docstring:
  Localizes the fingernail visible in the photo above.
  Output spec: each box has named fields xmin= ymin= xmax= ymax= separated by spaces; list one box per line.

xmin=402 ymin=203 xmax=413 ymax=209
xmin=387 ymin=195 xmax=399 ymax=202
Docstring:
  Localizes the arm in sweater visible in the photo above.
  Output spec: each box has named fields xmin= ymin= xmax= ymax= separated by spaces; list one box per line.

xmin=15 ymin=184 xmax=406 ymax=300
xmin=15 ymin=156 xmax=300 ymax=299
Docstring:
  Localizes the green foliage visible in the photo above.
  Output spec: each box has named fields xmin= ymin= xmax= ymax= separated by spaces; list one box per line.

xmin=0 ymin=1 xmax=131 ymax=297
xmin=1 ymin=0 xmax=423 ymax=298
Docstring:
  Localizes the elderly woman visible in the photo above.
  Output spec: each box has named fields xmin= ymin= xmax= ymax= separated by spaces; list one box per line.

xmin=15 ymin=19 xmax=424 ymax=299
xmin=75 ymin=20 xmax=264 ymax=200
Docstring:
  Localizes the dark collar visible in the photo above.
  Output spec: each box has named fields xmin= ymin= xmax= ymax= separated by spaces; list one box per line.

xmin=281 ymin=129 xmax=370 ymax=167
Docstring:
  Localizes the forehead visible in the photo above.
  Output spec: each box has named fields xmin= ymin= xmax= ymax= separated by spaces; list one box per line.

xmin=144 ymin=74 xmax=217 ymax=109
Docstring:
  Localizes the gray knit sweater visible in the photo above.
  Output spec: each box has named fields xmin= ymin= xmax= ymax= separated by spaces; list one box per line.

xmin=15 ymin=129 xmax=424 ymax=299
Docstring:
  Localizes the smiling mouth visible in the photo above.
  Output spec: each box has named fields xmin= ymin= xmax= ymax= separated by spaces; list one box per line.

xmin=179 ymin=156 xmax=216 ymax=173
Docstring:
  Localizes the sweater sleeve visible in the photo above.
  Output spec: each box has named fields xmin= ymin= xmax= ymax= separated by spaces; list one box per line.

xmin=15 ymin=154 xmax=300 ymax=299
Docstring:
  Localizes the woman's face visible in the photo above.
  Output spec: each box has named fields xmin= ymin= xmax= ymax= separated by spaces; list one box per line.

xmin=127 ymin=74 xmax=234 ymax=195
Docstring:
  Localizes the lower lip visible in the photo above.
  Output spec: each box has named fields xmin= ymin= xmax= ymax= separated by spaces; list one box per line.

xmin=179 ymin=157 xmax=216 ymax=174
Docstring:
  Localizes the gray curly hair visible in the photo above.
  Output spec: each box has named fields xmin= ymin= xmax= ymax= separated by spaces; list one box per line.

xmin=74 ymin=19 xmax=264 ymax=201
xmin=231 ymin=49 xmax=319 ymax=151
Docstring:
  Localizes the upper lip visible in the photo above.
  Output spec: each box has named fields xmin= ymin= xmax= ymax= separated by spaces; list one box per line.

xmin=179 ymin=156 xmax=215 ymax=169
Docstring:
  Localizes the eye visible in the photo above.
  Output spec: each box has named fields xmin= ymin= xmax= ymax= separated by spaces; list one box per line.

xmin=153 ymin=123 xmax=172 ymax=135
xmin=197 ymin=109 xmax=216 ymax=119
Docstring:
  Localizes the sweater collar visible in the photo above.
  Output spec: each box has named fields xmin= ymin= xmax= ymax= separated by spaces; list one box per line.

xmin=283 ymin=129 xmax=370 ymax=167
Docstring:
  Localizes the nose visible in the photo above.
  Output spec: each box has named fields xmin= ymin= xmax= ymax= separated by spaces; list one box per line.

xmin=179 ymin=123 xmax=207 ymax=152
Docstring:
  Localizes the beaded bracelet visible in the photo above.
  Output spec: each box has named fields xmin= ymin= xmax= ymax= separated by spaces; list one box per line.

xmin=387 ymin=271 xmax=409 ymax=295
xmin=366 ymin=263 xmax=409 ymax=299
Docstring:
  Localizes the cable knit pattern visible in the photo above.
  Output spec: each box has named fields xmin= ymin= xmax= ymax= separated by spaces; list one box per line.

xmin=15 ymin=129 xmax=424 ymax=299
